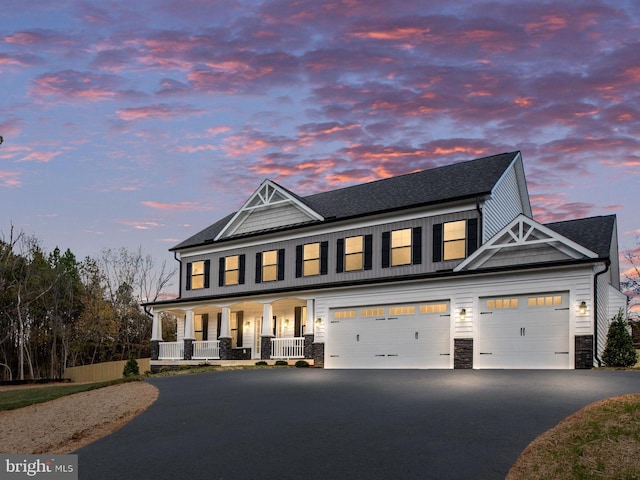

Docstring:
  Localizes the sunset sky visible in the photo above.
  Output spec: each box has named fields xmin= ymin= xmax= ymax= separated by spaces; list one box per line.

xmin=1 ymin=0 xmax=639 ymax=295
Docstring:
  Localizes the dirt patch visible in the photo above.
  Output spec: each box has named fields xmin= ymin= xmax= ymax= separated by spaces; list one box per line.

xmin=0 ymin=381 xmax=158 ymax=454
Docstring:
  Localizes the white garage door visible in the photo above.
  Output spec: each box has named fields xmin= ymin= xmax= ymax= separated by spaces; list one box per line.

xmin=326 ymin=302 xmax=451 ymax=369
xmin=477 ymin=292 xmax=570 ymax=369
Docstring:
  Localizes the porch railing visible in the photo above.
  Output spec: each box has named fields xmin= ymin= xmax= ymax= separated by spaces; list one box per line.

xmin=158 ymin=341 xmax=183 ymax=360
xmin=271 ymin=337 xmax=305 ymax=359
xmin=192 ymin=340 xmax=220 ymax=360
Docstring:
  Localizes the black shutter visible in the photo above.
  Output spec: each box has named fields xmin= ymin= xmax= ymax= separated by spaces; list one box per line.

xmin=467 ymin=218 xmax=478 ymax=256
xmin=272 ymin=315 xmax=277 ymax=336
xmin=277 ymin=249 xmax=285 ymax=281
xmin=412 ymin=227 xmax=422 ymax=265
xmin=320 ymin=241 xmax=329 ymax=275
xmin=186 ymin=262 xmax=192 ymax=290
xmin=294 ymin=306 xmax=302 ymax=337
xmin=336 ymin=238 xmax=345 ymax=273
xmin=255 ymin=252 xmax=262 ymax=283
xmin=236 ymin=311 xmax=243 ymax=348
xmin=216 ymin=312 xmax=222 ymax=339
xmin=364 ymin=234 xmax=373 ymax=270
xmin=218 ymin=257 xmax=225 ymax=286
xmin=204 ymin=259 xmax=210 ymax=288
xmin=202 ymin=314 xmax=209 ymax=341
xmin=382 ymin=231 xmax=390 ymax=268
xmin=295 ymin=245 xmax=303 ymax=278
xmin=239 ymin=254 xmax=245 ymax=285
xmin=432 ymin=224 xmax=442 ymax=262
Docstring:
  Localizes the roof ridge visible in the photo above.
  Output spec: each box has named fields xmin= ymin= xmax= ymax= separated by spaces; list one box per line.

xmin=300 ymin=151 xmax=520 ymax=199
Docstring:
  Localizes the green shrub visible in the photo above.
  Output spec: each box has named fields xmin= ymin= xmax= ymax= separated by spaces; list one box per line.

xmin=255 ymin=361 xmax=268 ymax=366
xmin=122 ymin=355 xmax=140 ymax=377
xmin=275 ymin=360 xmax=289 ymax=366
xmin=295 ymin=360 xmax=310 ymax=368
xmin=602 ymin=309 xmax=638 ymax=368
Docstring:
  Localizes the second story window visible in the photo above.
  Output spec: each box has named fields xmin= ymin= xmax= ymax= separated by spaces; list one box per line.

xmin=382 ymin=227 xmax=422 ymax=268
xmin=443 ymin=220 xmax=466 ymax=260
xmin=225 ymin=255 xmax=240 ymax=285
xmin=391 ymin=228 xmax=412 ymax=266
xmin=296 ymin=241 xmax=328 ymax=278
xmin=337 ymin=234 xmax=373 ymax=273
xmin=303 ymin=243 xmax=320 ymax=276
xmin=345 ymin=236 xmax=363 ymax=271
xmin=218 ymin=254 xmax=245 ymax=286
xmin=186 ymin=259 xmax=210 ymax=290
xmin=432 ymin=219 xmax=478 ymax=262
xmin=255 ymin=249 xmax=285 ymax=283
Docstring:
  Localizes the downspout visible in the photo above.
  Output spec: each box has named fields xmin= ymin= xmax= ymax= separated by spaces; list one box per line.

xmin=174 ymin=251 xmax=182 ymax=299
xmin=476 ymin=196 xmax=484 ymax=244
xmin=593 ymin=260 xmax=611 ymax=367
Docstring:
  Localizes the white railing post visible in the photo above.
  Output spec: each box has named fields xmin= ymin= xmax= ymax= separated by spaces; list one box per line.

xmin=192 ymin=340 xmax=221 ymax=360
xmin=270 ymin=337 xmax=305 ymax=359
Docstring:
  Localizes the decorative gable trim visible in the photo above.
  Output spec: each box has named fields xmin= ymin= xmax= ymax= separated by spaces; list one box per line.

xmin=215 ymin=180 xmax=324 ymax=241
xmin=454 ymin=214 xmax=597 ymax=272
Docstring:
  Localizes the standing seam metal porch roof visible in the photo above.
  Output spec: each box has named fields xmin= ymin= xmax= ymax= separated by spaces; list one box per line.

xmin=171 ymin=151 xmax=519 ymax=251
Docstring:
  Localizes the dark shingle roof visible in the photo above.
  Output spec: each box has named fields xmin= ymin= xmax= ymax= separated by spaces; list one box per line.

xmin=545 ymin=215 xmax=616 ymax=259
xmin=172 ymin=151 xmax=519 ymax=251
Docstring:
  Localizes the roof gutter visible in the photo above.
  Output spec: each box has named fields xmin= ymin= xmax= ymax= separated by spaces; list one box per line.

xmin=593 ymin=260 xmax=611 ymax=367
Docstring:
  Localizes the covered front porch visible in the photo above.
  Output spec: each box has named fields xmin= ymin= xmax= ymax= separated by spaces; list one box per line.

xmin=149 ymin=297 xmax=323 ymax=369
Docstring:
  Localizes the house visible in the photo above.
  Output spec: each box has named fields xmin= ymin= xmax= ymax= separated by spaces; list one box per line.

xmin=145 ymin=151 xmax=626 ymax=370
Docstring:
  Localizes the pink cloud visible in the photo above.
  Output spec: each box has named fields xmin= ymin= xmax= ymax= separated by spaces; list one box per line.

xmin=118 ymin=220 xmax=164 ymax=230
xmin=29 ymin=70 xmax=123 ymax=101
xmin=116 ymin=104 xmax=205 ymax=121
xmin=19 ymin=151 xmax=61 ymax=163
xmin=0 ymin=171 xmax=21 ymax=187
xmin=141 ymin=200 xmax=212 ymax=211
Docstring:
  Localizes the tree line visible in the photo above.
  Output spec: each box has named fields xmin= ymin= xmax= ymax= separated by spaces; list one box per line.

xmin=0 ymin=227 xmax=175 ymax=380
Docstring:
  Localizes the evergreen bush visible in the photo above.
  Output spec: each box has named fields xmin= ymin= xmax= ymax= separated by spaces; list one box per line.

xmin=122 ymin=355 xmax=140 ymax=377
xmin=602 ymin=310 xmax=638 ymax=368
xmin=275 ymin=360 xmax=289 ymax=366
xmin=255 ymin=361 xmax=268 ymax=366
xmin=295 ymin=360 xmax=310 ymax=368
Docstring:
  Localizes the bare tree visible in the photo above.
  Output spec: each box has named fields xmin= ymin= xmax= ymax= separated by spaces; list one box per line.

xmin=98 ymin=247 xmax=175 ymax=359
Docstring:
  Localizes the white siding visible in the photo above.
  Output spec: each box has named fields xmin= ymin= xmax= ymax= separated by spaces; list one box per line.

xmin=595 ymin=267 xmax=610 ymax=360
xmin=483 ymin=163 xmax=526 ymax=242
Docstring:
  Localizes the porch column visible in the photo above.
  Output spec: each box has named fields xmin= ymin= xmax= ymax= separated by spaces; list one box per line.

xmin=150 ymin=310 xmax=162 ymax=361
xmin=184 ymin=310 xmax=195 ymax=360
xmin=261 ymin=303 xmax=273 ymax=360
xmin=219 ymin=307 xmax=232 ymax=360
xmin=304 ymin=299 xmax=315 ymax=360
xmin=305 ymin=299 xmax=315 ymax=335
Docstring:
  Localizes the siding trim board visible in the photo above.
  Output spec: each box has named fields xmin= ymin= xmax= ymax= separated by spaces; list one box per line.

xmin=149 ymin=257 xmax=605 ymax=308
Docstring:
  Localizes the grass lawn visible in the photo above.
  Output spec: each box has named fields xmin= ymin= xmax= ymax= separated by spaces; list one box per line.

xmin=0 ymin=377 xmax=141 ymax=412
xmin=507 ymin=393 xmax=640 ymax=479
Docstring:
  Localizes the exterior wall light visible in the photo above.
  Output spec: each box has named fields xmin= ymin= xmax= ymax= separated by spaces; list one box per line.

xmin=316 ymin=318 xmax=322 ymax=324
xmin=578 ymin=301 xmax=587 ymax=315
xmin=459 ymin=308 xmax=466 ymax=320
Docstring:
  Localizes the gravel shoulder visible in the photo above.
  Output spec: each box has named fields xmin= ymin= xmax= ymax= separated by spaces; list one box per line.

xmin=0 ymin=381 xmax=158 ymax=454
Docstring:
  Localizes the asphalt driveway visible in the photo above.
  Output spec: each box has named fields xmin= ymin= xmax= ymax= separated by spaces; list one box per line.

xmin=77 ymin=369 xmax=640 ymax=479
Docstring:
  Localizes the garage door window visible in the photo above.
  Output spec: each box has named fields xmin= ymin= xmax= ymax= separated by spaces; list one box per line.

xmin=335 ymin=310 xmax=356 ymax=319
xmin=361 ymin=308 xmax=385 ymax=317
xmin=528 ymin=295 xmax=562 ymax=307
xmin=389 ymin=306 xmax=415 ymax=315
xmin=420 ymin=303 xmax=448 ymax=313
xmin=486 ymin=298 xmax=519 ymax=309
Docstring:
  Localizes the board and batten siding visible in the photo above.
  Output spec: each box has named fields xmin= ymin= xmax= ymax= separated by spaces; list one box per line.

xmin=179 ymin=210 xmax=479 ymax=299
xmin=595 ymin=267 xmax=611 ymax=361
xmin=483 ymin=162 xmax=526 ymax=242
